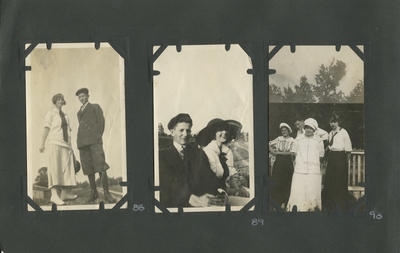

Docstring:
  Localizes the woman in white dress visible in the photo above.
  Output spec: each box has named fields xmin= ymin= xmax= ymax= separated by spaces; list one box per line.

xmin=39 ymin=93 xmax=77 ymax=205
xmin=286 ymin=118 xmax=325 ymax=212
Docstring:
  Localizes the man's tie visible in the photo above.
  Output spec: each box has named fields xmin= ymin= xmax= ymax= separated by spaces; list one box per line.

xmin=179 ymin=145 xmax=185 ymax=160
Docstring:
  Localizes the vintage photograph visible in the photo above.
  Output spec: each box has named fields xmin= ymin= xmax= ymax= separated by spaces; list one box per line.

xmin=26 ymin=43 xmax=127 ymax=211
xmin=268 ymin=46 xmax=365 ymax=212
xmin=153 ymin=45 xmax=255 ymax=213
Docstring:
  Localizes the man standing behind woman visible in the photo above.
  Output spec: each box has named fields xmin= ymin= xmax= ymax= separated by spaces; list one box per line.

xmin=322 ymin=113 xmax=353 ymax=211
xmin=286 ymin=118 xmax=325 ymax=212
xmin=294 ymin=115 xmax=329 ymax=144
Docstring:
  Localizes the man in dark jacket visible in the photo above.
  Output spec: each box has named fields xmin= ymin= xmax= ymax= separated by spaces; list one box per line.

xmin=159 ymin=113 xmax=224 ymax=208
xmin=76 ymin=88 xmax=116 ymax=203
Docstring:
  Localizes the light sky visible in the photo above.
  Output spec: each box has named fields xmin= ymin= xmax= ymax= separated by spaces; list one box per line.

xmin=154 ymin=45 xmax=253 ymax=135
xmin=269 ymin=46 xmax=364 ymax=96
xmin=26 ymin=43 xmax=126 ymax=185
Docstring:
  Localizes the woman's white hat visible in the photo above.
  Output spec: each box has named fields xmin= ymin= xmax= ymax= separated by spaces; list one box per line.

xmin=304 ymin=118 xmax=318 ymax=131
xmin=279 ymin=123 xmax=292 ymax=133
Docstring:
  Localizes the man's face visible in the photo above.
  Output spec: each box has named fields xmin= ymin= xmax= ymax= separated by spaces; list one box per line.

xmin=294 ymin=120 xmax=304 ymax=130
xmin=171 ymin=122 xmax=191 ymax=145
xmin=78 ymin=93 xmax=89 ymax=105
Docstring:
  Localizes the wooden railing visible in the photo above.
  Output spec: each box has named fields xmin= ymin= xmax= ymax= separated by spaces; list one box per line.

xmin=348 ymin=151 xmax=365 ymax=199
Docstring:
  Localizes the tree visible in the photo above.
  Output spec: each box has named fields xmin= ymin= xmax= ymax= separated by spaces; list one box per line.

xmin=313 ymin=59 xmax=347 ymax=103
xmin=294 ymin=76 xmax=316 ymax=103
xmin=283 ymin=85 xmax=295 ymax=102
xmin=346 ymin=79 xmax=364 ymax=103
xmin=269 ymin=84 xmax=284 ymax=102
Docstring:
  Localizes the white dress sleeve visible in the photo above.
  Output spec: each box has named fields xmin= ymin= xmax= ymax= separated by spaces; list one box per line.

xmin=204 ymin=148 xmax=225 ymax=178
xmin=44 ymin=111 xmax=53 ymax=129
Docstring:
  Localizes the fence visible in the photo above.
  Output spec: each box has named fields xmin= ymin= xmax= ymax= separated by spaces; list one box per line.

xmin=348 ymin=150 xmax=365 ymax=199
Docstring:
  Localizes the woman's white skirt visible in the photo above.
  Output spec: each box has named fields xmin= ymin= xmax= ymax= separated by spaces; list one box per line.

xmin=286 ymin=173 xmax=322 ymax=212
xmin=47 ymin=144 xmax=77 ymax=188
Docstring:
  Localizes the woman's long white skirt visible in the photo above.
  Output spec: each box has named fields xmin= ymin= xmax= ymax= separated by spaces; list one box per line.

xmin=47 ymin=144 xmax=77 ymax=188
xmin=286 ymin=173 xmax=321 ymax=212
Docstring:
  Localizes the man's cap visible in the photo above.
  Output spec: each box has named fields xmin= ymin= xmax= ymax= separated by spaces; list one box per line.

xmin=75 ymin=88 xmax=89 ymax=96
xmin=167 ymin=113 xmax=192 ymax=130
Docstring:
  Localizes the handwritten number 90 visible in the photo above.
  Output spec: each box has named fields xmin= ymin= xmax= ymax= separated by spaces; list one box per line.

xmin=369 ymin=211 xmax=382 ymax=220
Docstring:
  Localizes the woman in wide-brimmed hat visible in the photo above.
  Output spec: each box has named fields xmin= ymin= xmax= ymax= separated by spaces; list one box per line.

xmin=196 ymin=118 xmax=249 ymax=197
xmin=269 ymin=122 xmax=295 ymax=209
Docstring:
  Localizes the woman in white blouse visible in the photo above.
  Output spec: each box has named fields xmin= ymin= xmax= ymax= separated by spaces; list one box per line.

xmin=196 ymin=118 xmax=249 ymax=197
xmin=322 ymin=113 xmax=353 ymax=211
xmin=269 ymin=123 xmax=295 ymax=209
xmin=39 ymin=94 xmax=77 ymax=205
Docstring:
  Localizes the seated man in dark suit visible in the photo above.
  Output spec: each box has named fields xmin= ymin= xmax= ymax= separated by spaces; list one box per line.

xmin=159 ymin=113 xmax=225 ymax=208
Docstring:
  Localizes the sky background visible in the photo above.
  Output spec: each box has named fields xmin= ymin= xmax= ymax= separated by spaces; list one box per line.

xmin=154 ymin=45 xmax=253 ymax=135
xmin=269 ymin=45 xmax=364 ymax=96
xmin=26 ymin=43 xmax=126 ymax=186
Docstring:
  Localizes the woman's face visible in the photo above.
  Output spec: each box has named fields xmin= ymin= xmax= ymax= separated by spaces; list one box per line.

xmin=215 ymin=129 xmax=227 ymax=144
xmin=55 ymin=97 xmax=65 ymax=108
xmin=330 ymin=121 xmax=339 ymax=130
xmin=281 ymin=127 xmax=289 ymax=137
xmin=304 ymin=125 xmax=315 ymax=137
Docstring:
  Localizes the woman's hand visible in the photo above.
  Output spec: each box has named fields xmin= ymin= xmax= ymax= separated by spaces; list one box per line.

xmin=237 ymin=187 xmax=250 ymax=197
xmin=270 ymin=150 xmax=278 ymax=156
xmin=227 ymin=187 xmax=250 ymax=197
xmin=40 ymin=127 xmax=50 ymax=153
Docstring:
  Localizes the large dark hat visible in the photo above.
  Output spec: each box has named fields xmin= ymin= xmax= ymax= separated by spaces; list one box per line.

xmin=167 ymin=113 xmax=192 ymax=130
xmin=196 ymin=118 xmax=242 ymax=146
xmin=75 ymin=88 xmax=89 ymax=96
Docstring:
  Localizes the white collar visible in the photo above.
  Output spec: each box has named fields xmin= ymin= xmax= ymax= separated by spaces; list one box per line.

xmin=81 ymin=102 xmax=89 ymax=109
xmin=173 ymin=142 xmax=186 ymax=152
xmin=52 ymin=107 xmax=65 ymax=114
xmin=206 ymin=140 xmax=230 ymax=154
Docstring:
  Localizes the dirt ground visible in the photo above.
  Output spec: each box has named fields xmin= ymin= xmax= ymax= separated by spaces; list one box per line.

xmin=39 ymin=185 xmax=123 ymax=206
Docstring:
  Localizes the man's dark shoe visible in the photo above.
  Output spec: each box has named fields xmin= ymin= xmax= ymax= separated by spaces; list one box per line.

xmin=88 ymin=189 xmax=99 ymax=203
xmin=104 ymin=191 xmax=117 ymax=203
